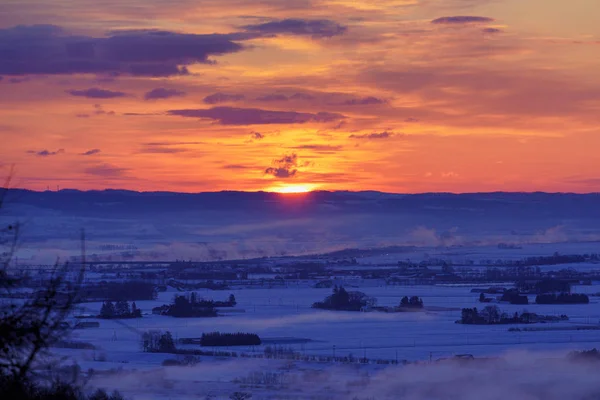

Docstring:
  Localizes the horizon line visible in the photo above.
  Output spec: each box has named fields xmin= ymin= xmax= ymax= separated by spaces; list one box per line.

xmin=5 ymin=187 xmax=600 ymax=196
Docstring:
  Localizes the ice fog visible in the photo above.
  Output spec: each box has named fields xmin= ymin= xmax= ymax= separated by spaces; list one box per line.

xmin=85 ymin=350 xmax=600 ymax=400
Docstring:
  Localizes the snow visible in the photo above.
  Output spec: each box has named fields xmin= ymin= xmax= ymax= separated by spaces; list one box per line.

xmin=44 ymin=276 xmax=600 ymax=398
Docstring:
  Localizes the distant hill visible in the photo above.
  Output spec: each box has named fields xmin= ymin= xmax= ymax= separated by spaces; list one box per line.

xmin=2 ymin=189 xmax=600 ymax=263
xmin=3 ymin=189 xmax=600 ymax=219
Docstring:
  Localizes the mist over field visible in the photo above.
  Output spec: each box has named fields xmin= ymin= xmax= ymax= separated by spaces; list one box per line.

xmin=83 ymin=350 xmax=600 ymax=400
xmin=3 ymin=189 xmax=600 ymax=263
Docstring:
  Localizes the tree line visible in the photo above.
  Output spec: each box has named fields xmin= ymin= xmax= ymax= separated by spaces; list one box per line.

xmin=536 ymin=293 xmax=589 ymax=304
xmin=459 ymin=306 xmax=568 ymax=325
xmin=141 ymin=331 xmax=176 ymax=353
xmin=312 ymin=286 xmax=376 ymax=311
xmin=400 ymin=296 xmax=424 ymax=308
xmin=200 ymin=332 xmax=261 ymax=347
xmin=152 ymin=293 xmax=237 ymax=318
xmin=99 ymin=300 xmax=142 ymax=319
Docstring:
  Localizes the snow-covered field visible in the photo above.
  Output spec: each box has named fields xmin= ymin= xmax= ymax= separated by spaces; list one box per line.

xmin=50 ymin=278 xmax=600 ymax=399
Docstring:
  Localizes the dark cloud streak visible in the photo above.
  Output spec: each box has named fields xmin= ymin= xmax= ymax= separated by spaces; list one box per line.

xmin=81 ymin=149 xmax=101 ymax=156
xmin=431 ymin=16 xmax=495 ymax=24
xmin=67 ymin=88 xmax=127 ymax=99
xmin=84 ymin=163 xmax=128 ymax=177
xmin=144 ymin=87 xmax=186 ymax=100
xmin=27 ymin=149 xmax=65 ymax=157
xmin=343 ymin=96 xmax=385 ymax=106
xmin=203 ymin=92 xmax=246 ymax=104
xmin=349 ymin=131 xmax=396 ymax=140
xmin=256 ymin=94 xmax=288 ymax=102
xmin=242 ymin=19 xmax=347 ymax=38
xmin=168 ymin=107 xmax=345 ymax=125
xmin=0 ymin=25 xmax=245 ymax=77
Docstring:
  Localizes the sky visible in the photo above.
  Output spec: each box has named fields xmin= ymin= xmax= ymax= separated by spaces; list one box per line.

xmin=0 ymin=0 xmax=599 ymax=193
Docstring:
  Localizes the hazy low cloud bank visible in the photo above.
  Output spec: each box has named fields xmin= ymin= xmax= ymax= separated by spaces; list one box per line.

xmin=408 ymin=225 xmax=600 ymax=248
xmin=351 ymin=352 xmax=600 ymax=400
xmin=86 ymin=350 xmax=600 ymax=399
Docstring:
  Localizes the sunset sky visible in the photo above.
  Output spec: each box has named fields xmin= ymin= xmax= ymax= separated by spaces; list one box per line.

xmin=1 ymin=0 xmax=599 ymax=193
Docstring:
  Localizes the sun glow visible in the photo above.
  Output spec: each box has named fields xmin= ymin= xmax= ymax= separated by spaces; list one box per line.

xmin=267 ymin=184 xmax=319 ymax=193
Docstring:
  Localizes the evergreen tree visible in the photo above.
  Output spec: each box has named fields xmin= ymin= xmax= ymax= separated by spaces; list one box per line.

xmin=131 ymin=301 xmax=142 ymax=318
xmin=100 ymin=301 xmax=116 ymax=318
xmin=158 ymin=332 xmax=176 ymax=353
xmin=115 ymin=300 xmax=130 ymax=317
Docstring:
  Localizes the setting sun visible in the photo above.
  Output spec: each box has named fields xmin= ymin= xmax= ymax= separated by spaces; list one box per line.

xmin=266 ymin=184 xmax=319 ymax=193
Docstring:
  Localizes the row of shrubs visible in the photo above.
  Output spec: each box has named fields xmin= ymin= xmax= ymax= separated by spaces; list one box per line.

xmin=99 ymin=300 xmax=142 ymax=319
xmin=200 ymin=332 xmax=261 ymax=347
xmin=480 ymin=291 xmax=589 ymax=305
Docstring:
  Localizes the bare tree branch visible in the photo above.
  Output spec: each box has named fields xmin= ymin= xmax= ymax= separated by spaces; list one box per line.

xmin=1 ymin=172 xmax=85 ymax=382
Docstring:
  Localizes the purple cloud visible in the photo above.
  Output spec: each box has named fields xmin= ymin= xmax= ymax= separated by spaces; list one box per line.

xmin=242 ymin=19 xmax=347 ymax=38
xmin=27 ymin=149 xmax=65 ymax=157
xmin=144 ymin=87 xmax=186 ymax=100
xmin=203 ymin=92 xmax=246 ymax=104
xmin=482 ymin=28 xmax=502 ymax=34
xmin=81 ymin=149 xmax=101 ymax=156
xmin=0 ymin=25 xmax=245 ymax=77
xmin=291 ymin=144 xmax=342 ymax=152
xmin=84 ymin=163 xmax=128 ymax=177
xmin=290 ymin=93 xmax=315 ymax=100
xmin=138 ymin=145 xmax=188 ymax=154
xmin=431 ymin=16 xmax=495 ymax=24
xmin=265 ymin=153 xmax=298 ymax=179
xmin=223 ymin=164 xmax=251 ymax=169
xmin=349 ymin=131 xmax=395 ymax=139
xmin=168 ymin=107 xmax=345 ymax=125
xmin=256 ymin=94 xmax=288 ymax=102
xmin=93 ymin=104 xmax=115 ymax=115
xmin=343 ymin=96 xmax=385 ymax=106
xmin=67 ymin=88 xmax=127 ymax=99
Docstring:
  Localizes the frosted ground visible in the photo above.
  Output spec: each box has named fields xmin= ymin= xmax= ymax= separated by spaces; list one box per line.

xmin=5 ymin=190 xmax=600 ymax=398
xmin=52 ymin=276 xmax=600 ymax=399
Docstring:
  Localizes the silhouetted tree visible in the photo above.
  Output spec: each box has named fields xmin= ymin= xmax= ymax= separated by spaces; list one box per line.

xmin=1 ymin=218 xmax=85 ymax=383
xmin=312 ymin=287 xmax=375 ymax=311
xmin=142 ymin=330 xmax=176 ymax=353
xmin=100 ymin=301 xmax=115 ymax=318
xmin=158 ymin=332 xmax=176 ymax=353
xmin=1 ymin=177 xmax=123 ymax=398
xmin=115 ymin=300 xmax=130 ymax=317
xmin=131 ymin=302 xmax=141 ymax=318
xmin=201 ymin=332 xmax=261 ymax=347
xmin=399 ymin=296 xmax=424 ymax=308
xmin=481 ymin=305 xmax=500 ymax=324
